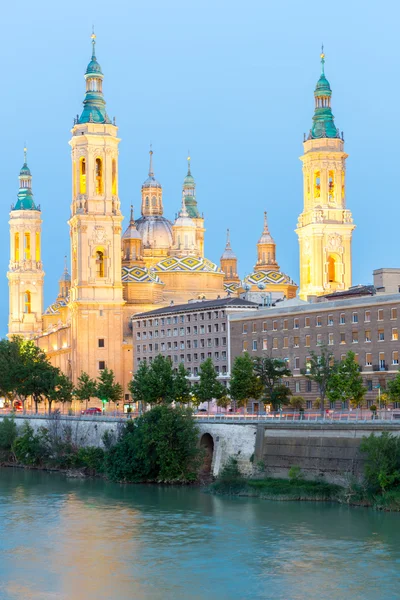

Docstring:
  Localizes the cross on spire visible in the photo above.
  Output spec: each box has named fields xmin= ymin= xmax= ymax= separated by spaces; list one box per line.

xmin=149 ymin=144 xmax=154 ymax=177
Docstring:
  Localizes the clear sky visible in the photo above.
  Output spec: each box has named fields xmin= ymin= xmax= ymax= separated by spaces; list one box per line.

xmin=0 ymin=0 xmax=397 ymax=335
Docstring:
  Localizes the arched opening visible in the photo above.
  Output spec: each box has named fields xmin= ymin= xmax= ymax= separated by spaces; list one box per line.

xmin=200 ymin=433 xmax=214 ymax=475
xmin=328 ymin=254 xmax=340 ymax=284
xmin=24 ymin=233 xmax=31 ymax=260
xmin=24 ymin=291 xmax=31 ymax=314
xmin=151 ymin=196 xmax=157 ymax=207
xmin=314 ymin=170 xmax=321 ymax=198
xmin=35 ymin=232 xmax=40 ymax=262
xmin=96 ymin=250 xmax=105 ymax=278
xmin=305 ymin=259 xmax=311 ymax=285
xmin=79 ymin=158 xmax=86 ymax=194
xmin=145 ymin=196 xmax=149 ymax=209
xmin=95 ymin=158 xmax=103 ymax=195
xmin=14 ymin=233 xmax=19 ymax=262
xmin=73 ymin=160 xmax=76 ymax=197
xmin=328 ymin=170 xmax=335 ymax=201
xmin=112 ymin=159 xmax=117 ymax=195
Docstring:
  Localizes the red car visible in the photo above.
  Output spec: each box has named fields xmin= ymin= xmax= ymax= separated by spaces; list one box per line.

xmin=81 ymin=407 xmax=102 ymax=415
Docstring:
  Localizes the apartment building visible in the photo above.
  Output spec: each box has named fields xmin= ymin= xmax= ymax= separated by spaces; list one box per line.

xmin=230 ymin=292 xmax=400 ymax=410
xmin=132 ymin=297 xmax=258 ymax=384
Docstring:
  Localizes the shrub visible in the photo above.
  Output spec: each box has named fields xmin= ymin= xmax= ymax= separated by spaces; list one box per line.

xmin=0 ymin=417 xmax=17 ymax=452
xmin=360 ymin=432 xmax=400 ymax=493
xmin=75 ymin=446 xmax=105 ymax=473
xmin=106 ymin=405 xmax=201 ymax=483
xmin=288 ymin=465 xmax=304 ymax=482
xmin=13 ymin=422 xmax=50 ymax=466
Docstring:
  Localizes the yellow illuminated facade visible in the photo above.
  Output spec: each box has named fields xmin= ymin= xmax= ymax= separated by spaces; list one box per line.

xmin=296 ymin=52 xmax=355 ymax=300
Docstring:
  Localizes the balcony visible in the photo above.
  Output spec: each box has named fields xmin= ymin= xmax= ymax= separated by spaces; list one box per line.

xmin=373 ymin=364 xmax=388 ymax=372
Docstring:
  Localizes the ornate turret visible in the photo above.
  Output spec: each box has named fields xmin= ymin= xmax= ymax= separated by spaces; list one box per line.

xmin=13 ymin=149 xmax=38 ymax=211
xmin=122 ymin=206 xmax=144 ymax=266
xmin=78 ymin=32 xmax=110 ymax=125
xmin=182 ymin=154 xmax=200 ymax=218
xmin=141 ymin=148 xmax=164 ymax=216
xmin=308 ymin=47 xmax=341 ymax=140
xmin=58 ymin=257 xmax=71 ymax=300
xmin=220 ymin=229 xmax=239 ymax=284
xmin=254 ymin=212 xmax=279 ymax=272
xmin=171 ymin=197 xmax=197 ymax=257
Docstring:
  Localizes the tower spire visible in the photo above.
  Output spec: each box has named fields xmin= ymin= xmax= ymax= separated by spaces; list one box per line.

xmin=78 ymin=31 xmax=109 ymax=124
xmin=308 ymin=47 xmax=340 ymax=140
xmin=13 ymin=148 xmax=37 ymax=211
xmin=321 ymin=44 xmax=325 ymax=74
xmin=91 ymin=27 xmax=96 ymax=59
xmin=130 ymin=204 xmax=134 ymax=224
xmin=149 ymin=145 xmax=154 ymax=177
xmin=187 ymin=151 xmax=191 ymax=176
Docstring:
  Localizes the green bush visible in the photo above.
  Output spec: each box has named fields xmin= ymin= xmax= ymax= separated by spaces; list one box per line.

xmin=211 ymin=457 xmax=246 ymax=494
xmin=360 ymin=432 xmax=400 ymax=493
xmin=106 ymin=405 xmax=201 ymax=483
xmin=13 ymin=423 xmax=50 ymax=466
xmin=0 ymin=417 xmax=17 ymax=452
xmin=75 ymin=446 xmax=105 ymax=473
xmin=288 ymin=465 xmax=304 ymax=482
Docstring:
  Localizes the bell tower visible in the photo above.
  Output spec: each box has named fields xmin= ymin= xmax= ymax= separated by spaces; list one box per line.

xmin=296 ymin=50 xmax=355 ymax=300
xmin=68 ymin=33 xmax=124 ymax=384
xmin=8 ymin=150 xmax=44 ymax=338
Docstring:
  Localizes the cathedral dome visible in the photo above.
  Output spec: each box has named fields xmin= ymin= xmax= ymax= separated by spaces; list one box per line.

xmin=142 ymin=174 xmax=162 ymax=189
xmin=135 ymin=215 xmax=173 ymax=249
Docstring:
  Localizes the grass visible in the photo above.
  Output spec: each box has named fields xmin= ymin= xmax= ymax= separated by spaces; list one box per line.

xmin=211 ymin=476 xmax=341 ymax=501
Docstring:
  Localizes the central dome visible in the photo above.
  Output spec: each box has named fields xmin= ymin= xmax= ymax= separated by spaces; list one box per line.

xmin=135 ymin=215 xmax=173 ymax=249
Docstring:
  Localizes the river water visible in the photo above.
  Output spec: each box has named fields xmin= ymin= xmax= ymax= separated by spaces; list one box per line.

xmin=0 ymin=468 xmax=399 ymax=600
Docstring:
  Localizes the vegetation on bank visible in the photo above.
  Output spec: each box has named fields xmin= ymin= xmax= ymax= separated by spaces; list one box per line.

xmin=209 ymin=432 xmax=400 ymax=511
xmin=0 ymin=406 xmax=201 ymax=483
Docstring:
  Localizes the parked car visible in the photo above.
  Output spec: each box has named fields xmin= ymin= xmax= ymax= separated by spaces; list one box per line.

xmin=13 ymin=400 xmax=23 ymax=412
xmin=81 ymin=407 xmax=102 ymax=415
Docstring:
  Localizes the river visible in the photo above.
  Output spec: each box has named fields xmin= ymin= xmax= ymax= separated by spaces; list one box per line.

xmin=0 ymin=468 xmax=399 ymax=600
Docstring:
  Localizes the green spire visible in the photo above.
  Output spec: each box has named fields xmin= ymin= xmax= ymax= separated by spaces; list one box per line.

xmin=183 ymin=153 xmax=200 ymax=218
xmin=309 ymin=47 xmax=341 ymax=140
xmin=13 ymin=148 xmax=38 ymax=211
xmin=78 ymin=31 xmax=110 ymax=124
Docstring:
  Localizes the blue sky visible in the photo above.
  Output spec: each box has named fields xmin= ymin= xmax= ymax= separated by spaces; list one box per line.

xmin=0 ymin=0 xmax=397 ymax=335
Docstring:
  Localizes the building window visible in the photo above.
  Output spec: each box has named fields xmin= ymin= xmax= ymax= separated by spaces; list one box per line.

xmin=95 ymin=158 xmax=103 ymax=195
xmin=316 ymin=316 xmax=322 ymax=327
xmin=252 ymin=340 xmax=257 ymax=351
xmin=352 ymin=331 xmax=358 ymax=344
xmin=294 ymin=337 xmax=299 ymax=348
xmin=252 ymin=323 xmax=257 ymax=333
xmin=242 ymin=324 xmax=248 ymax=334
xmin=367 ymin=379 xmax=373 ymax=391
xmin=262 ymin=321 xmax=267 ymax=332
xmin=306 ymin=400 xmax=312 ymax=409
xmin=365 ymin=310 xmax=371 ymax=322
xmin=295 ymin=357 xmax=300 ymax=370
xmin=316 ymin=334 xmax=322 ymax=346
xmin=243 ymin=340 xmax=248 ymax=352
xmin=99 ymin=361 xmax=105 ymax=370
xmin=305 ymin=317 xmax=310 ymax=328
xmin=294 ymin=318 xmax=299 ymax=329
xmin=273 ymin=320 xmax=278 ymax=331
xmin=273 ymin=338 xmax=278 ymax=350
xmin=378 ymin=329 xmax=385 ymax=342
xmin=295 ymin=381 xmax=300 ymax=392
xmin=365 ymin=330 xmax=371 ymax=342
xmin=379 ymin=353 xmax=385 ymax=369
xmin=305 ymin=335 xmax=311 ymax=347
xmin=392 ymin=328 xmax=398 ymax=341
xmin=24 ymin=232 xmax=31 ymax=260
xmin=112 ymin=159 xmax=117 ymax=195
xmin=79 ymin=157 xmax=86 ymax=194
xmin=283 ymin=337 xmax=289 ymax=349
xmin=391 ymin=308 xmax=398 ymax=320
xmin=340 ymin=313 xmax=345 ymax=325
xmin=96 ymin=250 xmax=105 ymax=277
xmin=306 ymin=380 xmax=312 ymax=393
xmin=352 ymin=312 xmax=358 ymax=324
xmin=98 ymin=339 xmax=105 ymax=348
xmin=35 ymin=232 xmax=40 ymax=262
xmin=392 ymin=351 xmax=399 ymax=365
xmin=328 ymin=314 xmax=334 ymax=326
xmin=14 ymin=233 xmax=20 ymax=262
xmin=262 ymin=339 xmax=268 ymax=350
xmin=378 ymin=309 xmax=384 ymax=321
xmin=340 ymin=332 xmax=346 ymax=344
xmin=283 ymin=319 xmax=288 ymax=330
xmin=328 ymin=333 xmax=334 ymax=345
xmin=24 ymin=291 xmax=31 ymax=314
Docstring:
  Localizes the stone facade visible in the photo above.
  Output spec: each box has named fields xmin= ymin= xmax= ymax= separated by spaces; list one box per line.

xmin=230 ymin=291 xmax=400 ymax=409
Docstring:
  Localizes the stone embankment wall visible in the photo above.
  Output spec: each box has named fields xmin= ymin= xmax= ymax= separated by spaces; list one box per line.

xmin=2 ymin=415 xmax=400 ymax=484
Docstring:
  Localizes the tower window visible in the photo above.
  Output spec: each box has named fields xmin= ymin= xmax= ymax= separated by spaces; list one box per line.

xmin=35 ymin=232 xmax=40 ymax=262
xmin=98 ymin=339 xmax=105 ymax=348
xmin=145 ymin=197 xmax=149 ymax=208
xmin=14 ymin=233 xmax=19 ymax=262
xmin=328 ymin=254 xmax=340 ymax=283
xmin=314 ymin=171 xmax=321 ymax=198
xmin=95 ymin=158 xmax=103 ymax=195
xmin=328 ymin=171 xmax=335 ymax=201
xmin=79 ymin=158 xmax=86 ymax=194
xmin=24 ymin=233 xmax=31 ymax=260
xmin=96 ymin=251 xmax=105 ymax=277
xmin=151 ymin=196 xmax=157 ymax=207
xmin=24 ymin=291 xmax=31 ymax=314
xmin=99 ymin=361 xmax=105 ymax=371
xmin=112 ymin=159 xmax=117 ymax=195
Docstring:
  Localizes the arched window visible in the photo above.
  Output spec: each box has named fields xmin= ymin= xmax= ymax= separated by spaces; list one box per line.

xmin=152 ymin=196 xmax=157 ymax=207
xmin=24 ymin=233 xmax=31 ymax=260
xmin=79 ymin=158 xmax=86 ymax=194
xmin=112 ymin=159 xmax=117 ymax=195
xmin=145 ymin=197 xmax=149 ymax=208
xmin=14 ymin=233 xmax=19 ymax=262
xmin=328 ymin=170 xmax=335 ymax=201
xmin=341 ymin=170 xmax=345 ymax=200
xmin=314 ymin=171 xmax=321 ymax=198
xmin=73 ymin=161 xmax=76 ymax=197
xmin=328 ymin=255 xmax=339 ymax=283
xmin=95 ymin=158 xmax=103 ymax=195
xmin=96 ymin=251 xmax=105 ymax=277
xmin=24 ymin=291 xmax=31 ymax=314
xmin=35 ymin=232 xmax=40 ymax=262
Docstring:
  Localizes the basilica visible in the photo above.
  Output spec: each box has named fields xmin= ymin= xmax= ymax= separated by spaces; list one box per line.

xmin=7 ymin=37 xmax=353 ymax=396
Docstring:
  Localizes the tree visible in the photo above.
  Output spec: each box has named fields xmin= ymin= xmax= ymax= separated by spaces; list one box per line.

xmin=129 ymin=360 xmax=150 ymax=411
xmin=216 ymin=394 xmax=231 ymax=410
xmin=229 ymin=353 xmax=263 ymax=413
xmin=290 ymin=396 xmax=305 ymax=411
xmin=253 ymin=356 xmax=291 ymax=411
xmin=327 ymin=351 xmax=366 ymax=415
xmin=52 ymin=372 xmax=74 ymax=411
xmin=74 ymin=372 xmax=97 ymax=410
xmin=302 ymin=347 xmax=335 ymax=416
xmin=387 ymin=372 xmax=400 ymax=407
xmin=193 ymin=358 xmax=225 ymax=411
xmin=15 ymin=344 xmax=55 ymax=414
xmin=173 ymin=363 xmax=192 ymax=405
xmin=96 ymin=368 xmax=123 ymax=411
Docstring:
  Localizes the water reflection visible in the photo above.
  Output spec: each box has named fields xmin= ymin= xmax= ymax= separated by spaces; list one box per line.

xmin=0 ymin=468 xmax=399 ymax=600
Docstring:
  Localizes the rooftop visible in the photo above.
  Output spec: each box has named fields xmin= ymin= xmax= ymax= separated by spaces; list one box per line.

xmin=131 ymin=297 xmax=259 ymax=319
